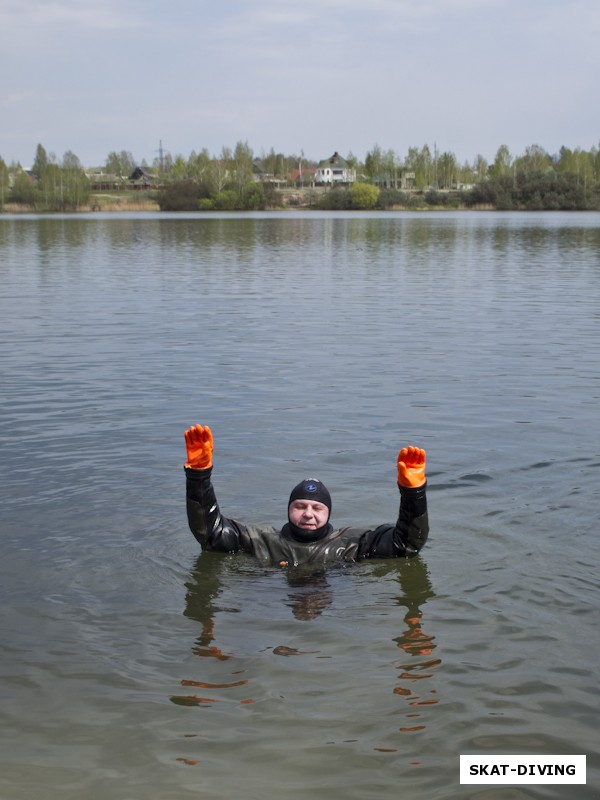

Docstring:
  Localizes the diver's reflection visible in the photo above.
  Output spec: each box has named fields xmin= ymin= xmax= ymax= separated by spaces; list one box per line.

xmin=183 ymin=551 xmax=436 ymax=634
xmin=183 ymin=553 xmax=335 ymax=632
xmin=175 ymin=556 xmax=334 ymax=706
xmin=386 ymin=557 xmax=440 ymax=731
xmin=283 ymin=568 xmax=333 ymax=620
xmin=181 ymin=553 xmax=439 ymax=726
xmin=182 ymin=552 xmax=236 ymax=660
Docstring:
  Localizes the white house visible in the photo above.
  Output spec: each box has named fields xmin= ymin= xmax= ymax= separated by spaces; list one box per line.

xmin=315 ymin=152 xmax=356 ymax=185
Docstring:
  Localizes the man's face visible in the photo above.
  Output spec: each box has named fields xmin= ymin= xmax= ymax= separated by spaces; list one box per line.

xmin=288 ymin=499 xmax=329 ymax=530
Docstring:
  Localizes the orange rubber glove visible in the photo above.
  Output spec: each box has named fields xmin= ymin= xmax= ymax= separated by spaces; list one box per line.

xmin=397 ymin=446 xmax=426 ymax=488
xmin=184 ymin=424 xmax=214 ymax=470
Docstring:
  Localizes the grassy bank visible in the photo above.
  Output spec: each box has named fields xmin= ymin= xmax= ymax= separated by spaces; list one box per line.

xmin=89 ymin=191 xmax=160 ymax=212
xmin=0 ymin=191 xmax=160 ymax=214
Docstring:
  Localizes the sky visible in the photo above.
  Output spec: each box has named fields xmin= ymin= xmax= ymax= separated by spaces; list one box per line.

xmin=1 ymin=0 xmax=599 ymax=169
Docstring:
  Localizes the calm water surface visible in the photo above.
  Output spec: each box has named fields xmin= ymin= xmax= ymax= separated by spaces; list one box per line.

xmin=1 ymin=211 xmax=599 ymax=799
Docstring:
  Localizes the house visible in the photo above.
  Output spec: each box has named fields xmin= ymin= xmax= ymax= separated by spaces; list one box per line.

xmin=315 ymin=152 xmax=356 ymax=185
xmin=289 ymin=166 xmax=316 ymax=186
xmin=129 ymin=167 xmax=157 ymax=188
xmin=252 ymin=158 xmax=286 ymax=186
xmin=86 ymin=169 xmax=121 ymax=191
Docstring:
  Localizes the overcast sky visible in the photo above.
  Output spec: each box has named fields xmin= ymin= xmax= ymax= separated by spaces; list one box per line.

xmin=1 ymin=0 xmax=598 ymax=168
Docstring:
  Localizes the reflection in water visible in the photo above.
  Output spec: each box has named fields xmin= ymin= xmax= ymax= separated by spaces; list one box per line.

xmin=283 ymin=568 xmax=334 ymax=620
xmin=388 ymin=558 xmax=440 ymax=734
xmin=182 ymin=556 xmax=236 ymax=662
xmin=174 ymin=552 xmax=441 ymax=743
xmin=170 ymin=555 xmax=239 ymax=707
xmin=393 ymin=612 xmax=440 ymax=732
xmin=181 ymin=554 xmax=339 ymax=630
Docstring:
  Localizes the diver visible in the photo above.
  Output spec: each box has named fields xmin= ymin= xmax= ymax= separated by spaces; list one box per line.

xmin=184 ymin=424 xmax=429 ymax=567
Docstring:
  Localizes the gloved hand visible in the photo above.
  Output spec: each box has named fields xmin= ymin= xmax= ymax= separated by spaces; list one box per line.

xmin=184 ymin=424 xmax=214 ymax=470
xmin=397 ymin=446 xmax=426 ymax=488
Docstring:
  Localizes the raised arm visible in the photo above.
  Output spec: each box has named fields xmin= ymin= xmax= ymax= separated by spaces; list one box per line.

xmin=357 ymin=446 xmax=428 ymax=559
xmin=184 ymin=425 xmax=251 ymax=553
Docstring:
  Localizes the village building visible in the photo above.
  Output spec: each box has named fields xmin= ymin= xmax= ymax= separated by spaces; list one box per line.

xmin=315 ymin=152 xmax=356 ymax=185
xmin=289 ymin=166 xmax=317 ymax=186
xmin=252 ymin=158 xmax=286 ymax=187
xmin=129 ymin=167 xmax=157 ymax=189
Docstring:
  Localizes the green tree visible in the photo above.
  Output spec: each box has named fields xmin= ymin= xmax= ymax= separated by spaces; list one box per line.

xmin=572 ymin=148 xmax=594 ymax=194
xmin=316 ymin=187 xmax=350 ymax=210
xmin=376 ymin=188 xmax=421 ymax=209
xmin=10 ymin=169 xmax=37 ymax=206
xmin=62 ymin=151 xmax=90 ymax=209
xmin=213 ymin=189 xmax=239 ymax=210
xmin=489 ymin=144 xmax=512 ymax=179
xmin=243 ymin=181 xmax=266 ymax=210
xmin=436 ymin=151 xmax=458 ymax=189
xmin=188 ymin=149 xmax=211 ymax=183
xmin=105 ymin=150 xmax=136 ymax=179
xmin=32 ymin=143 xmax=49 ymax=179
xmin=0 ymin=157 xmax=9 ymax=208
xmin=171 ymin=154 xmax=188 ymax=181
xmin=515 ymin=144 xmax=551 ymax=175
xmin=275 ymin=152 xmax=292 ymax=182
xmin=152 ymin=150 xmax=173 ymax=178
xmin=232 ymin=140 xmax=254 ymax=199
xmin=62 ymin=150 xmax=82 ymax=171
xmin=591 ymin=142 xmax=600 ymax=183
xmin=260 ymin=147 xmax=289 ymax=180
xmin=364 ymin=144 xmax=384 ymax=184
xmin=381 ymin=149 xmax=402 ymax=188
xmin=345 ymin=151 xmax=357 ymax=168
xmin=472 ymin=154 xmax=488 ymax=182
xmin=557 ymin=146 xmax=576 ymax=173
xmin=33 ymin=153 xmax=89 ymax=210
xmin=207 ymin=147 xmax=231 ymax=194
xmin=405 ymin=145 xmax=433 ymax=190
xmin=38 ymin=162 xmax=63 ymax=208
xmin=158 ymin=180 xmax=209 ymax=211
xmin=261 ymin=147 xmax=277 ymax=177
xmin=349 ymin=182 xmax=380 ymax=209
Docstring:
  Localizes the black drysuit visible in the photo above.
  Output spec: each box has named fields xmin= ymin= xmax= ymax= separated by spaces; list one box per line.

xmin=185 ymin=466 xmax=429 ymax=567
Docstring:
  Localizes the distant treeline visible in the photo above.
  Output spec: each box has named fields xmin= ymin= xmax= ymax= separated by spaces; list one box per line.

xmin=2 ymin=141 xmax=600 ymax=212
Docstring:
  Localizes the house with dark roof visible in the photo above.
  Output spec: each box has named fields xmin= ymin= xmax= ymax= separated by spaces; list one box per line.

xmin=315 ymin=152 xmax=356 ymax=185
xmin=129 ymin=167 xmax=157 ymax=188
xmin=252 ymin=158 xmax=286 ymax=186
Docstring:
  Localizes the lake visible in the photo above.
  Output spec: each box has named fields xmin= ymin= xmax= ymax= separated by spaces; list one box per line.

xmin=1 ymin=210 xmax=599 ymax=799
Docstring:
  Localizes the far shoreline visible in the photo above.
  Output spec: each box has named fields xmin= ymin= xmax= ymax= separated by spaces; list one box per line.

xmin=0 ymin=201 xmax=514 ymax=215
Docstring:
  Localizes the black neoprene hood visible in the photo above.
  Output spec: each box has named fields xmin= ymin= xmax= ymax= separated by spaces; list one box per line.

xmin=288 ymin=479 xmax=332 ymax=513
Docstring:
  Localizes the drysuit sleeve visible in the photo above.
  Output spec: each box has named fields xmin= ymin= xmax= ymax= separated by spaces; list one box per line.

xmin=356 ymin=483 xmax=428 ymax=559
xmin=185 ymin=466 xmax=253 ymax=553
